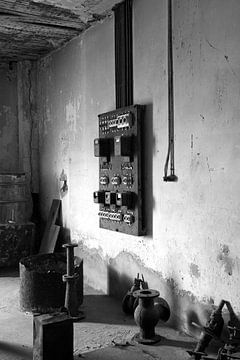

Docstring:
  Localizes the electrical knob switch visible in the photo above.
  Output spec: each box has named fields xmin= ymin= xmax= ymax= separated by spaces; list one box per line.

xmin=111 ymin=175 xmax=121 ymax=186
xmin=123 ymin=214 xmax=134 ymax=225
xmin=99 ymin=176 xmax=109 ymax=185
xmin=122 ymin=175 xmax=133 ymax=187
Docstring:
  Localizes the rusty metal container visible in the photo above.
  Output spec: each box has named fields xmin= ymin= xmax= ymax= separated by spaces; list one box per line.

xmin=19 ymin=253 xmax=83 ymax=313
xmin=0 ymin=172 xmax=32 ymax=223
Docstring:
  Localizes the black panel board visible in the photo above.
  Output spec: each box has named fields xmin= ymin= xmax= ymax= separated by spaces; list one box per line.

xmin=94 ymin=104 xmax=145 ymax=236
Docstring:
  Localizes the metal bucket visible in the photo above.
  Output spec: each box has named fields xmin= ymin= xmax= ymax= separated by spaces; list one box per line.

xmin=19 ymin=253 xmax=83 ymax=313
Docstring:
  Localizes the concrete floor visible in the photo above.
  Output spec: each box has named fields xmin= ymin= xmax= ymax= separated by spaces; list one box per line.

xmin=0 ymin=267 xmax=201 ymax=360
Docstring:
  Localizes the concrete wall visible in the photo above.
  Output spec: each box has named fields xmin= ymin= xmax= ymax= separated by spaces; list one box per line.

xmin=37 ymin=0 xmax=240 ymax=332
xmin=0 ymin=63 xmax=19 ymax=172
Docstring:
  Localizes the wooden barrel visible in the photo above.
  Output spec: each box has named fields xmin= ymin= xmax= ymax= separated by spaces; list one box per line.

xmin=0 ymin=172 xmax=32 ymax=223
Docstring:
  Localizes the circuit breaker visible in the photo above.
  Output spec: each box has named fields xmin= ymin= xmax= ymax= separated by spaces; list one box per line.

xmin=93 ymin=104 xmax=145 ymax=236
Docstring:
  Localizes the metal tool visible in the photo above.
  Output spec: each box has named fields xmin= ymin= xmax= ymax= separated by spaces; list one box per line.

xmin=62 ymin=243 xmax=84 ymax=321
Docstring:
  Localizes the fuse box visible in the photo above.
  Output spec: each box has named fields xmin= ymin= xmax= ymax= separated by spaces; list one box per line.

xmin=93 ymin=104 xmax=145 ymax=236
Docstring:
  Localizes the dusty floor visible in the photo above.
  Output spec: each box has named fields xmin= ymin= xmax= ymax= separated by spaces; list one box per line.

xmin=0 ymin=267 xmax=203 ymax=360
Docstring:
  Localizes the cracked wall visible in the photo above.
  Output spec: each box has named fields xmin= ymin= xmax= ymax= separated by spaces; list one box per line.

xmin=37 ymin=0 xmax=240 ymax=331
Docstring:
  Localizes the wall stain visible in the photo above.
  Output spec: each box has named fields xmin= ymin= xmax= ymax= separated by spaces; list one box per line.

xmin=189 ymin=263 xmax=200 ymax=278
xmin=217 ymin=244 xmax=234 ymax=276
xmin=206 ymin=157 xmax=212 ymax=183
xmin=205 ymin=38 xmax=240 ymax=82
xmin=224 ymin=55 xmax=240 ymax=81
xmin=205 ymin=37 xmax=219 ymax=51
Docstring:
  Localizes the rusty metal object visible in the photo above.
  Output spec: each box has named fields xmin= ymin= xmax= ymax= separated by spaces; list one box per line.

xmin=33 ymin=312 xmax=73 ymax=360
xmin=187 ymin=300 xmax=240 ymax=359
xmin=188 ymin=300 xmax=225 ymax=359
xmin=20 ymin=253 xmax=66 ymax=313
xmin=154 ymin=296 xmax=171 ymax=323
xmin=62 ymin=243 xmax=84 ymax=320
xmin=122 ymin=273 xmax=147 ymax=315
xmin=133 ymin=289 xmax=162 ymax=344
xmin=217 ymin=325 xmax=240 ymax=360
xmin=19 ymin=252 xmax=83 ymax=313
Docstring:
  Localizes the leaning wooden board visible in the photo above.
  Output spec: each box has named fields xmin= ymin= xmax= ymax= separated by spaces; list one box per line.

xmin=39 ymin=199 xmax=61 ymax=254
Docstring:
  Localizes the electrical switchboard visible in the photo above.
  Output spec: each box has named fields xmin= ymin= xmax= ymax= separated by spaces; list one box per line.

xmin=93 ymin=104 xmax=145 ymax=236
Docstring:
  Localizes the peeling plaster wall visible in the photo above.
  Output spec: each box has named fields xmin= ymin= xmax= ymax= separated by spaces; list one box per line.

xmin=37 ymin=0 xmax=240 ymax=331
xmin=0 ymin=63 xmax=19 ymax=172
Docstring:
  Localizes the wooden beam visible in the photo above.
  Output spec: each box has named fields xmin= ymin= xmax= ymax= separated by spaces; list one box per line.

xmin=0 ymin=0 xmax=87 ymax=30
xmin=39 ymin=199 xmax=61 ymax=254
xmin=0 ymin=15 xmax=81 ymax=37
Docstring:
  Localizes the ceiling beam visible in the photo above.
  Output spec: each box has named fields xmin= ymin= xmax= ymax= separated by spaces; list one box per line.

xmin=0 ymin=0 xmax=87 ymax=30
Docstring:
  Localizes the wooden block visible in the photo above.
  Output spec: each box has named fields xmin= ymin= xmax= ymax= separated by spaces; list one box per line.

xmin=39 ymin=199 xmax=61 ymax=254
xmin=33 ymin=312 xmax=73 ymax=360
xmin=40 ymin=224 xmax=60 ymax=254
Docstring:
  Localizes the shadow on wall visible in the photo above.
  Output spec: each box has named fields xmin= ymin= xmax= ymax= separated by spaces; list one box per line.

xmin=142 ymin=102 xmax=154 ymax=236
xmin=106 ymin=250 xmax=226 ymax=335
xmin=78 ymin=244 xmax=192 ymax=330
xmin=107 ymin=259 xmax=182 ymax=330
xmin=75 ymin=243 xmax=237 ymax=344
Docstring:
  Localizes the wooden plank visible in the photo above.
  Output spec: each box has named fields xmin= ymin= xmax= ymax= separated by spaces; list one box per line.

xmin=0 ymin=16 xmax=80 ymax=38
xmin=0 ymin=0 xmax=86 ymax=29
xmin=39 ymin=199 xmax=61 ymax=254
xmin=40 ymin=224 xmax=60 ymax=254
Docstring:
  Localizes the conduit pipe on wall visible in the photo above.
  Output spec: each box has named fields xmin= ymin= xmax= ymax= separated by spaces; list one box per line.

xmin=163 ymin=0 xmax=178 ymax=182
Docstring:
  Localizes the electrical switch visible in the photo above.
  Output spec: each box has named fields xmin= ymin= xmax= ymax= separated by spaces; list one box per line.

xmin=123 ymin=213 xmax=134 ymax=225
xmin=116 ymin=192 xmax=133 ymax=208
xmin=94 ymin=138 xmax=111 ymax=158
xmin=105 ymin=191 xmax=116 ymax=205
xmin=99 ymin=176 xmax=109 ymax=185
xmin=93 ymin=191 xmax=105 ymax=204
xmin=114 ymin=136 xmax=132 ymax=157
xmin=122 ymin=175 xmax=133 ymax=187
xmin=111 ymin=175 xmax=121 ymax=186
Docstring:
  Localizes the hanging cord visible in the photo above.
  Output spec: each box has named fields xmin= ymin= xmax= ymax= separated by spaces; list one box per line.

xmin=163 ymin=0 xmax=178 ymax=182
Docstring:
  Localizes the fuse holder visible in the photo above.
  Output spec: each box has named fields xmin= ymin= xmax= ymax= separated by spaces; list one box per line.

xmin=114 ymin=136 xmax=132 ymax=157
xmin=116 ymin=192 xmax=133 ymax=208
xmin=93 ymin=191 xmax=105 ymax=204
xmin=94 ymin=138 xmax=111 ymax=158
xmin=105 ymin=191 xmax=116 ymax=205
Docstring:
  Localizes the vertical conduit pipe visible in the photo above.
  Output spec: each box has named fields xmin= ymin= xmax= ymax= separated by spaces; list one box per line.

xmin=164 ymin=0 xmax=178 ymax=182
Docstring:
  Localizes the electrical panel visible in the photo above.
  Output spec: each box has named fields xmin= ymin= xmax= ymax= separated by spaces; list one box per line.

xmin=93 ymin=104 xmax=145 ymax=236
